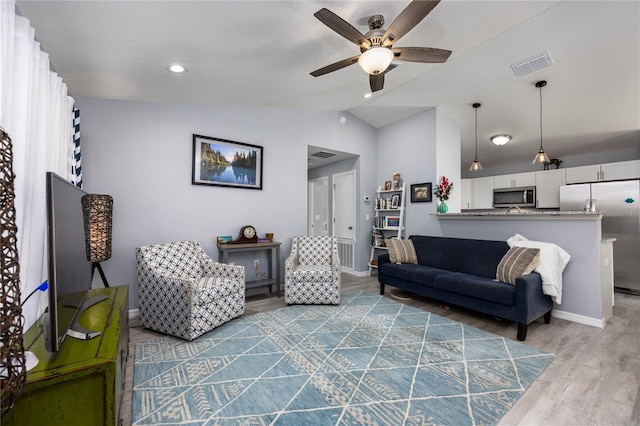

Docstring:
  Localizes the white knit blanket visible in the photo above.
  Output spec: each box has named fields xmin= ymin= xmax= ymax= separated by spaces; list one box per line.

xmin=507 ymin=234 xmax=571 ymax=304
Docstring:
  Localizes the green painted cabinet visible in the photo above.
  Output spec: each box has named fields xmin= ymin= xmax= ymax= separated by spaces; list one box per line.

xmin=3 ymin=286 xmax=129 ymax=426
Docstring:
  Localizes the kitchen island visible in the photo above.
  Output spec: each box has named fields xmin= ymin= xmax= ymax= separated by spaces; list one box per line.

xmin=435 ymin=211 xmax=612 ymax=327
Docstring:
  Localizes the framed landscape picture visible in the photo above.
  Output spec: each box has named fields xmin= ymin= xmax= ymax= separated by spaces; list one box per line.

xmin=410 ymin=182 xmax=432 ymax=203
xmin=192 ymin=134 xmax=263 ymax=189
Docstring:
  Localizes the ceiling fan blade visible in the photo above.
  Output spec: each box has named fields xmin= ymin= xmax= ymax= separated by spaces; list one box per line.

xmin=314 ymin=8 xmax=371 ymax=49
xmin=393 ymin=47 xmax=452 ymax=63
xmin=370 ymin=74 xmax=384 ymax=92
xmin=310 ymin=56 xmax=360 ymax=77
xmin=382 ymin=0 xmax=440 ymax=47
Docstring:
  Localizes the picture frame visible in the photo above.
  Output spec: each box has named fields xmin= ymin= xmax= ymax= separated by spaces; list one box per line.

xmin=410 ymin=182 xmax=433 ymax=203
xmin=217 ymin=236 xmax=232 ymax=244
xmin=391 ymin=194 xmax=400 ymax=209
xmin=384 ymin=181 xmax=392 ymax=191
xmin=386 ymin=216 xmax=400 ymax=228
xmin=192 ymin=134 xmax=263 ymax=189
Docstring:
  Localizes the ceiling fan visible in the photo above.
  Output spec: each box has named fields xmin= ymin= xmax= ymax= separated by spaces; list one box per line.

xmin=310 ymin=0 xmax=452 ymax=93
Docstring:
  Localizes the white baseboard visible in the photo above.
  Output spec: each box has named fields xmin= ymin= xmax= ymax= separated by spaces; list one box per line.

xmin=551 ymin=309 xmax=605 ymax=329
xmin=128 ymin=308 xmax=140 ymax=328
xmin=341 ymin=268 xmax=370 ymax=277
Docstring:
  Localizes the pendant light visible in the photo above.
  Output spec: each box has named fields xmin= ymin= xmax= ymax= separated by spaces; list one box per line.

xmin=469 ymin=103 xmax=483 ymax=171
xmin=532 ymin=80 xmax=550 ymax=164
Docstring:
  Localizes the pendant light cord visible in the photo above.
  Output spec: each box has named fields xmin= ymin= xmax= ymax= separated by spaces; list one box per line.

xmin=539 ymin=83 xmax=543 ymax=150
xmin=475 ymin=107 xmax=479 ymax=158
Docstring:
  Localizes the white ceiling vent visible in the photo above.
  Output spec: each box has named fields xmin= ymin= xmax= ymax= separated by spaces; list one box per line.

xmin=511 ymin=51 xmax=554 ymax=77
xmin=311 ymin=151 xmax=337 ymax=159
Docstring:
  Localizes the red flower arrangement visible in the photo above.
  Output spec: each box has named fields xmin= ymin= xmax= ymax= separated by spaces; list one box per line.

xmin=434 ymin=175 xmax=453 ymax=201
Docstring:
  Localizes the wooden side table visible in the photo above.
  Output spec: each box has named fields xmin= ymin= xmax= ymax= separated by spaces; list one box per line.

xmin=217 ymin=241 xmax=281 ymax=296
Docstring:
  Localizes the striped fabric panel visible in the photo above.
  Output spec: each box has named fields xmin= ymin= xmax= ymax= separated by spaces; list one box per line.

xmin=71 ymin=107 xmax=82 ymax=187
xmin=496 ymin=246 xmax=540 ymax=285
xmin=385 ymin=238 xmax=417 ymax=264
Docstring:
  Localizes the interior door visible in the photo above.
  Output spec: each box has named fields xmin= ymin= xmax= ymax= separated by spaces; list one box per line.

xmin=308 ymin=177 xmax=329 ymax=236
xmin=333 ymin=171 xmax=355 ymax=240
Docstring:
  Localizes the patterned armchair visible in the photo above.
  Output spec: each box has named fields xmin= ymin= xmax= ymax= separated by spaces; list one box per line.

xmin=136 ymin=241 xmax=245 ymax=340
xmin=284 ymin=236 xmax=341 ymax=305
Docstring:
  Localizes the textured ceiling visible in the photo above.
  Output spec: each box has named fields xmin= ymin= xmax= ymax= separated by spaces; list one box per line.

xmin=15 ymin=1 xmax=640 ymax=170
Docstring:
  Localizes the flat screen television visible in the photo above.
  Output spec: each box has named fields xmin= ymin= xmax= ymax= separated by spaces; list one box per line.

xmin=44 ymin=172 xmax=106 ymax=352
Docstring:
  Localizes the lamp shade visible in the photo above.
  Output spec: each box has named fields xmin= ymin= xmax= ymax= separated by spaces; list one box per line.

xmin=469 ymin=158 xmax=483 ymax=171
xmin=81 ymin=194 xmax=113 ymax=263
xmin=532 ymin=147 xmax=550 ymax=164
xmin=358 ymin=47 xmax=394 ymax=75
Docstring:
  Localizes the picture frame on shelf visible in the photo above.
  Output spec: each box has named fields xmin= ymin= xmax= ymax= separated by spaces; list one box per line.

xmin=391 ymin=194 xmax=400 ymax=209
xmin=217 ymin=236 xmax=232 ymax=244
xmin=192 ymin=134 xmax=263 ymax=189
xmin=387 ymin=216 xmax=400 ymax=228
xmin=410 ymin=182 xmax=432 ymax=203
xmin=384 ymin=181 xmax=392 ymax=191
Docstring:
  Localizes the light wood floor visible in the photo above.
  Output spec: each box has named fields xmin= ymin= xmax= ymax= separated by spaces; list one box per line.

xmin=121 ymin=274 xmax=640 ymax=425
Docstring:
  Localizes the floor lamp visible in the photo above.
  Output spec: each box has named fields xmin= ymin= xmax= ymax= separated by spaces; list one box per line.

xmin=0 ymin=127 xmax=27 ymax=415
xmin=81 ymin=194 xmax=113 ymax=288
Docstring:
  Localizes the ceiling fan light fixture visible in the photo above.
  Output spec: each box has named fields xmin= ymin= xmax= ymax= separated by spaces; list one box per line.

xmin=358 ymin=47 xmax=394 ymax=75
xmin=491 ymin=135 xmax=511 ymax=146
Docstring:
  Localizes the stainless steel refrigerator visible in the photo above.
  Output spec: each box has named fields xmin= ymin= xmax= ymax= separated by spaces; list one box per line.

xmin=560 ymin=180 xmax=640 ymax=294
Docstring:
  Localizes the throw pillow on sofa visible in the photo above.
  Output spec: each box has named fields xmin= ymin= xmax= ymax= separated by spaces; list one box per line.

xmin=496 ymin=246 xmax=540 ymax=285
xmin=385 ymin=239 xmax=417 ymax=264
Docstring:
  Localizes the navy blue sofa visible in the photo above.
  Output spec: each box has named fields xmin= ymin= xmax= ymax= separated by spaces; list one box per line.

xmin=378 ymin=235 xmax=553 ymax=341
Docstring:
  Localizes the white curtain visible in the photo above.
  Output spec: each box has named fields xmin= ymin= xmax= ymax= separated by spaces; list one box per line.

xmin=1 ymin=1 xmax=75 ymax=330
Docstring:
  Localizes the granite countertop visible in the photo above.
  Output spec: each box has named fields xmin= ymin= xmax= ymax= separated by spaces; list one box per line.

xmin=435 ymin=210 xmax=603 ymax=219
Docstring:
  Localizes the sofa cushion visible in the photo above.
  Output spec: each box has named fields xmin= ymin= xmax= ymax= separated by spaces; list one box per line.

xmin=496 ymin=247 xmax=540 ymax=285
xmin=409 ymin=236 xmax=509 ymax=279
xmin=385 ymin=238 xmax=417 ymax=264
xmin=379 ymin=263 xmax=450 ymax=287
xmin=433 ymin=273 xmax=516 ymax=306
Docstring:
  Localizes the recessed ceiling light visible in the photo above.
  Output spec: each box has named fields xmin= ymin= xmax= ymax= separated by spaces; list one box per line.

xmin=363 ymin=93 xmax=372 ymax=98
xmin=167 ymin=64 xmax=188 ymax=74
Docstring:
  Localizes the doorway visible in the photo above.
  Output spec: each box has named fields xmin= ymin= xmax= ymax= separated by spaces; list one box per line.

xmin=308 ymin=177 xmax=328 ymax=236
xmin=333 ymin=170 xmax=356 ymax=270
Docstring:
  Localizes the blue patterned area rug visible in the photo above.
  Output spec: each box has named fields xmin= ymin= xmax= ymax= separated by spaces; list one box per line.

xmin=132 ymin=291 xmax=553 ymax=425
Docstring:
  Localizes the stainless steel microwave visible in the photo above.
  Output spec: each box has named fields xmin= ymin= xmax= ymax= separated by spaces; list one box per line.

xmin=493 ymin=186 xmax=536 ymax=207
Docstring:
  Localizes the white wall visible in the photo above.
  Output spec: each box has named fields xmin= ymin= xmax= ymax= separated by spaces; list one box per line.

xmin=376 ymin=108 xmax=461 ymax=238
xmin=76 ymin=99 xmax=376 ymax=308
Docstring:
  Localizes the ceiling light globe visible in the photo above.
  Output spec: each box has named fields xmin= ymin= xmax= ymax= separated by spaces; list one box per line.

xmin=167 ymin=64 xmax=187 ymax=74
xmin=491 ymin=135 xmax=511 ymax=146
xmin=358 ymin=47 xmax=394 ymax=75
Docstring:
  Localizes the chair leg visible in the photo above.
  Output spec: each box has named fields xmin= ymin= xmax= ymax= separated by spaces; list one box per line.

xmin=544 ymin=311 xmax=552 ymax=324
xmin=379 ymin=283 xmax=385 ymax=295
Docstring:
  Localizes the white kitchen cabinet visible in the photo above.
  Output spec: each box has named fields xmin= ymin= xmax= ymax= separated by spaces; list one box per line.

xmin=494 ymin=172 xmax=536 ymax=189
xmin=565 ymin=164 xmax=604 ymax=183
xmin=472 ymin=176 xmax=494 ymax=209
xmin=461 ymin=179 xmax=473 ymax=210
xmin=535 ymin=168 xmax=566 ymax=208
xmin=600 ymin=160 xmax=640 ymax=181
xmin=565 ymin=160 xmax=640 ymax=184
